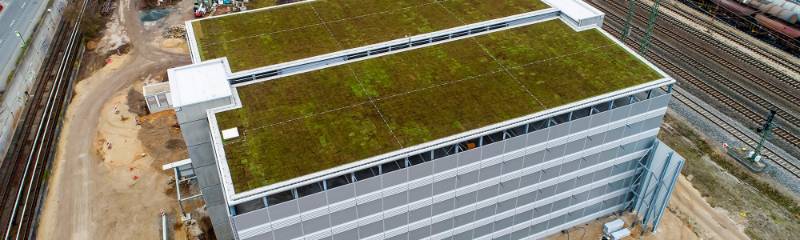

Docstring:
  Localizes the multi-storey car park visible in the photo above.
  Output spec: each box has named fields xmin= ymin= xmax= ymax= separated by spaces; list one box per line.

xmin=160 ymin=0 xmax=686 ymax=239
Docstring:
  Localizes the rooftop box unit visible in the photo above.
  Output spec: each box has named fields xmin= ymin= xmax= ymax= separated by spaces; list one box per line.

xmin=610 ymin=228 xmax=632 ymax=240
xmin=603 ymin=219 xmax=625 ymax=235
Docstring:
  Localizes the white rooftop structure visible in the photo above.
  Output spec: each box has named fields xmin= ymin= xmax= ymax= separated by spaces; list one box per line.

xmin=221 ymin=128 xmax=240 ymax=140
xmin=544 ymin=0 xmax=604 ymax=29
xmin=168 ymin=58 xmax=233 ymax=108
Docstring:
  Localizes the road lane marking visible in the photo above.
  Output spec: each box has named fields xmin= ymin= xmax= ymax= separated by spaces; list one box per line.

xmin=21 ymin=3 xmax=27 ymax=9
xmin=10 ymin=20 xmax=16 ymax=27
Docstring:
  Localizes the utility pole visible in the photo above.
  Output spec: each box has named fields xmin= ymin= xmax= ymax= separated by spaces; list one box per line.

xmin=621 ymin=0 xmax=636 ymax=42
xmin=14 ymin=31 xmax=26 ymax=49
xmin=749 ymin=110 xmax=777 ymax=163
xmin=639 ymin=0 xmax=661 ymax=53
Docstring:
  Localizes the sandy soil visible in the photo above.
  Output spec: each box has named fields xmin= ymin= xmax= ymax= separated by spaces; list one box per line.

xmin=547 ymin=210 xmax=697 ymax=240
xmin=548 ymin=174 xmax=748 ymax=240
xmin=36 ymin=0 xmax=194 ymax=239
xmin=668 ymin=176 xmax=749 ymax=240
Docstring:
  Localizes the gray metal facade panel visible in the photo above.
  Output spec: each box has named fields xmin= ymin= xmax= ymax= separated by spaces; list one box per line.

xmin=569 ymin=117 xmax=591 ymax=135
xmin=208 ymin=204 xmax=235 ymax=239
xmin=176 ymin=97 xmax=232 ymax=124
xmin=435 ymin=155 xmax=458 ymax=173
xmin=589 ymin=110 xmax=612 ymax=129
xmin=302 ymin=215 xmax=330 ymax=234
xmin=610 ymin=105 xmax=632 ymax=123
xmin=523 ymin=150 xmax=545 ymax=168
xmin=459 ymin=148 xmax=482 ymax=166
xmin=180 ymin=119 xmax=212 ymax=147
xmin=548 ymin=123 xmax=570 ymax=141
xmin=232 ymin=93 xmax=672 ymax=240
xmin=409 ymin=205 xmax=432 ymax=223
xmin=202 ymin=182 xmax=227 ymax=206
xmin=274 ymin=223 xmax=301 ymax=240
xmin=333 ymin=228 xmax=357 ymax=240
xmin=268 ymin=201 xmax=299 ymax=221
xmin=234 ymin=207 xmax=269 ymax=230
xmin=299 ymin=192 xmax=327 ymax=210
xmin=355 ymin=176 xmax=381 ymax=195
xmin=526 ymin=129 xmax=549 ymax=147
xmin=630 ymin=98 xmax=652 ymax=116
xmin=409 ymin=184 xmax=432 ymax=202
xmin=409 ymin=161 xmax=433 ymax=180
xmin=196 ymin=164 xmax=221 ymax=189
xmin=244 ymin=231 xmax=273 ymax=240
xmin=327 ymin=184 xmax=355 ymax=204
xmin=408 ymin=226 xmax=431 ymax=239
xmin=188 ymin=142 xmax=216 ymax=168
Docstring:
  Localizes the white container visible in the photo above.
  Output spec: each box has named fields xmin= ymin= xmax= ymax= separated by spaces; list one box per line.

xmin=603 ymin=219 xmax=625 ymax=235
xmin=610 ymin=228 xmax=631 ymax=240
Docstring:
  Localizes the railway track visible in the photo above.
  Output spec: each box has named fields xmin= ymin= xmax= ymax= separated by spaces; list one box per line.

xmin=672 ymin=90 xmax=800 ymax=179
xmin=0 ymin=0 xmax=87 ymax=239
xmin=587 ymin=2 xmax=800 ymax=179
xmin=611 ymin=0 xmax=800 ymax=125
xmin=598 ymin=0 xmax=800 ymax=139
xmin=591 ymin=0 xmax=800 ymax=151
xmin=674 ymin=0 xmax=800 ymax=70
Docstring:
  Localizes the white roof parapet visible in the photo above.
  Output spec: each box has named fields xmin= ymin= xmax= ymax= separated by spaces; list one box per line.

xmin=162 ymin=158 xmax=193 ymax=170
xmin=168 ymin=58 xmax=233 ymax=108
xmin=544 ymin=0 xmax=605 ymax=31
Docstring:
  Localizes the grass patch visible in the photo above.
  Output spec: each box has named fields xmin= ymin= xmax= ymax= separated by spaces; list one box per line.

xmin=660 ymin=114 xmax=800 ymax=240
xmin=192 ymin=0 xmax=550 ymax=72
xmin=216 ymin=20 xmax=662 ymax=192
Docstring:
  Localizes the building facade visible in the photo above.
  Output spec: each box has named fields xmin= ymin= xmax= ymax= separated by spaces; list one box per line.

xmin=165 ymin=1 xmax=686 ymax=239
xmin=227 ymin=85 xmax=679 ymax=240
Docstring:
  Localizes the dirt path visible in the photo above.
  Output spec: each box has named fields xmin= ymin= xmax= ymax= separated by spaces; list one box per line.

xmin=36 ymin=0 xmax=193 ymax=239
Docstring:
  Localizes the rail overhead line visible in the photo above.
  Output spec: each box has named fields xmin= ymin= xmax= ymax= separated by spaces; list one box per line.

xmin=591 ymin=1 xmax=800 ymax=149
xmin=586 ymin=1 xmax=800 ymax=179
xmin=0 ymin=0 xmax=88 ymax=239
xmin=607 ymin=0 xmax=800 ymax=113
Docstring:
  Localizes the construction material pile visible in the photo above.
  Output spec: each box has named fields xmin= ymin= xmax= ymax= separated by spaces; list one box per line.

xmin=162 ymin=25 xmax=186 ymax=39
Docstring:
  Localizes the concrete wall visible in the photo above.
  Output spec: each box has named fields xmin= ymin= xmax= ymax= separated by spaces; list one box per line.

xmin=0 ymin=0 xmax=67 ymax=161
xmin=176 ymin=97 xmax=236 ymax=240
xmin=230 ymin=89 xmax=672 ymax=240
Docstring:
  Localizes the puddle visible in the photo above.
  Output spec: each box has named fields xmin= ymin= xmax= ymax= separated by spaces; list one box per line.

xmin=139 ymin=9 xmax=172 ymax=22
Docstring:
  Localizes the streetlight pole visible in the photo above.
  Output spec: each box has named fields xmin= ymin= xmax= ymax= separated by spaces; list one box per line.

xmin=14 ymin=31 xmax=26 ymax=49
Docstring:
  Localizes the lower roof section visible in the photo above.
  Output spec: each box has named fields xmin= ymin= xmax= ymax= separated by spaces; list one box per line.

xmin=212 ymin=18 xmax=666 ymax=194
xmin=189 ymin=0 xmax=551 ymax=72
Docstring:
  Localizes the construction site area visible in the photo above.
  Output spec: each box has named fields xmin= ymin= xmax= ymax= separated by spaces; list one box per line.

xmin=0 ymin=0 xmax=797 ymax=240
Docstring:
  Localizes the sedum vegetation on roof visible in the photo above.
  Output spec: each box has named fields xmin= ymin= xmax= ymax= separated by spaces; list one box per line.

xmin=215 ymin=19 xmax=663 ymax=193
xmin=191 ymin=0 xmax=550 ymax=72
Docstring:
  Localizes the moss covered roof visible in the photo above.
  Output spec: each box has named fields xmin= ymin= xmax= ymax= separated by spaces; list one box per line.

xmin=191 ymin=0 xmax=550 ymax=72
xmin=215 ymin=19 xmax=663 ymax=193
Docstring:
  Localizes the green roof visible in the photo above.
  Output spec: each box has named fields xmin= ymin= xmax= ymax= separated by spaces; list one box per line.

xmin=191 ymin=0 xmax=550 ymax=72
xmin=215 ymin=20 xmax=663 ymax=193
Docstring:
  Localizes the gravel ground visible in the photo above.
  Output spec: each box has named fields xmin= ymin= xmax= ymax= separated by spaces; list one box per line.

xmin=669 ymin=86 xmax=800 ymax=196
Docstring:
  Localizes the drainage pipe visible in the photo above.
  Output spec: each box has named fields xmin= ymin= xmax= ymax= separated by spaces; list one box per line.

xmin=161 ymin=209 xmax=168 ymax=240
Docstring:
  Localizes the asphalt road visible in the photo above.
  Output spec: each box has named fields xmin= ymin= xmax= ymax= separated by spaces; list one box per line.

xmin=0 ymin=0 xmax=50 ymax=91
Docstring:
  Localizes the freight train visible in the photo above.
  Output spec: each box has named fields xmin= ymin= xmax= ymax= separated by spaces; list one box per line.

xmin=682 ymin=0 xmax=800 ymax=55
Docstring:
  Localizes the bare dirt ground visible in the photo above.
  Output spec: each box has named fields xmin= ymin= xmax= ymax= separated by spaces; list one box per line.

xmin=547 ymin=174 xmax=746 ymax=240
xmin=548 ymin=210 xmax=698 ymax=240
xmin=662 ymin=113 xmax=800 ymax=240
xmin=36 ymin=0 xmax=194 ymax=239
